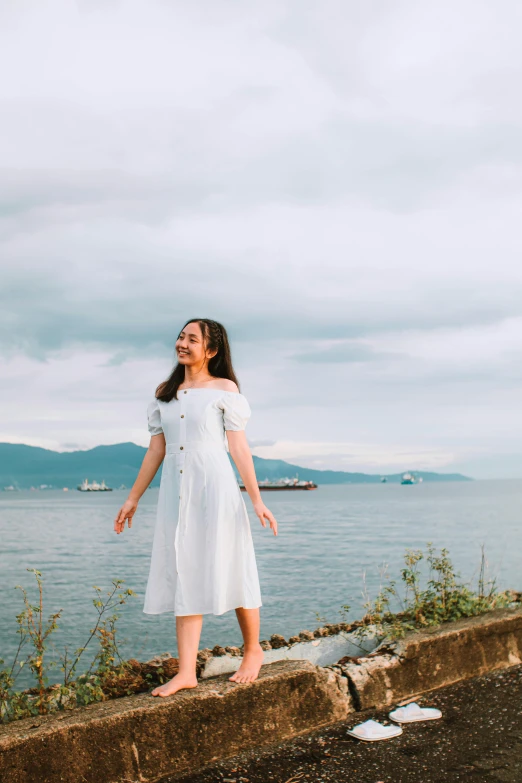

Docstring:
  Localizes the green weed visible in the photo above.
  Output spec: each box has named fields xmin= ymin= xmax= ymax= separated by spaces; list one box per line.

xmin=353 ymin=543 xmax=516 ymax=643
xmin=0 ymin=569 xmax=138 ymax=724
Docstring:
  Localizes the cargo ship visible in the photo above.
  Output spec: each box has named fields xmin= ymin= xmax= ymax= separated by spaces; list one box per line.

xmin=77 ymin=478 xmax=113 ymax=492
xmin=239 ymin=475 xmax=317 ymax=491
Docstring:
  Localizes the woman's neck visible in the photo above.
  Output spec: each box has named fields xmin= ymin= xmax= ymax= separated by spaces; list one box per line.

xmin=180 ymin=372 xmax=215 ymax=387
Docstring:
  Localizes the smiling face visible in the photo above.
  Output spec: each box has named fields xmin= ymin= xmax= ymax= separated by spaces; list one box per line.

xmin=176 ymin=321 xmax=217 ymax=369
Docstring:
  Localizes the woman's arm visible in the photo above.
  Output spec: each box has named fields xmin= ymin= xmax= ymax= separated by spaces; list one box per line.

xmin=128 ymin=434 xmax=165 ymax=502
xmin=113 ymin=434 xmax=166 ymax=534
xmin=227 ymin=430 xmax=278 ymax=536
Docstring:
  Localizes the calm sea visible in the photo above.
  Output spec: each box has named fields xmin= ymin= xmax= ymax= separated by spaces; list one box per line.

xmin=1 ymin=479 xmax=521 ymax=690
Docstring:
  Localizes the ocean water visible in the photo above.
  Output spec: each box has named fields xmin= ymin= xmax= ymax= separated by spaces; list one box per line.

xmin=1 ymin=479 xmax=520 ymax=690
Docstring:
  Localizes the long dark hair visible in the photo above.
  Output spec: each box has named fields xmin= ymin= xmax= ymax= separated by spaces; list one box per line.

xmin=155 ymin=318 xmax=240 ymax=402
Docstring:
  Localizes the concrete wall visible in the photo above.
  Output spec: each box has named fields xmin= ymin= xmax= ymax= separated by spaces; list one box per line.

xmin=331 ymin=605 xmax=522 ymax=710
xmin=1 ymin=606 xmax=521 ymax=783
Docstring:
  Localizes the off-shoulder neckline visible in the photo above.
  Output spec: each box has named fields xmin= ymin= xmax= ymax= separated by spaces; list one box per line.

xmin=177 ymin=388 xmax=241 ymax=394
xmin=155 ymin=389 xmax=244 ymax=401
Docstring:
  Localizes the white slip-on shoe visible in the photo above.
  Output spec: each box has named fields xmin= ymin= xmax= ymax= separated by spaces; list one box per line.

xmin=346 ymin=718 xmax=403 ymax=741
xmin=389 ymin=701 xmax=442 ymax=723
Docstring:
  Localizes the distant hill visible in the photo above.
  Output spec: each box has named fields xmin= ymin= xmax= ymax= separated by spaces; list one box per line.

xmin=0 ymin=442 xmax=473 ymax=489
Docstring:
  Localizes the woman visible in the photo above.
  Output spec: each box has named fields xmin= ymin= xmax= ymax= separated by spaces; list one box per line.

xmin=114 ymin=318 xmax=278 ymax=697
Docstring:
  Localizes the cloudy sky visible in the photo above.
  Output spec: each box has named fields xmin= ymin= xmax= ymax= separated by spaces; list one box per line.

xmin=1 ymin=0 xmax=521 ymax=479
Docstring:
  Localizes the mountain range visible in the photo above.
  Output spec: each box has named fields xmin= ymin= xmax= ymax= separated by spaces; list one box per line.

xmin=0 ymin=442 xmax=472 ymax=489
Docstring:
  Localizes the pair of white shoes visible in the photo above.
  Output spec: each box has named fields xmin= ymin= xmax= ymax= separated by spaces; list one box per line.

xmin=347 ymin=701 xmax=442 ymax=741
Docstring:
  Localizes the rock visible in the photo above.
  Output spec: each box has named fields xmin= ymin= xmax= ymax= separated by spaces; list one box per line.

xmin=212 ymin=645 xmax=227 ymax=656
xmin=161 ymin=658 xmax=180 ymax=678
xmin=289 ymin=636 xmax=300 ymax=645
xmin=260 ymin=640 xmax=272 ymax=651
xmin=314 ymin=627 xmax=329 ymax=638
xmin=287 ymin=634 xmax=376 ymax=667
xmin=225 ymin=646 xmax=242 ymax=656
xmin=299 ymin=630 xmax=314 ymax=641
xmin=139 ymin=656 xmax=179 ymax=679
xmin=200 ymin=654 xmax=242 ymax=678
xmin=337 ymin=655 xmax=362 ymax=666
xmin=270 ymin=634 xmax=288 ymax=649
xmin=323 ymin=624 xmax=339 ymax=635
xmin=143 ymin=652 xmax=172 ymax=667
xmin=100 ymin=669 xmax=146 ymax=697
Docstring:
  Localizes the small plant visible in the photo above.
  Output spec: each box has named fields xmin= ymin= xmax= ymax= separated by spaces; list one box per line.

xmin=0 ymin=570 xmax=138 ymax=724
xmin=313 ymin=611 xmax=330 ymax=625
xmin=0 ymin=568 xmax=63 ymax=722
xmin=17 ymin=569 xmax=63 ymax=714
xmin=313 ymin=602 xmax=351 ymax=626
xmin=353 ymin=543 xmax=515 ymax=643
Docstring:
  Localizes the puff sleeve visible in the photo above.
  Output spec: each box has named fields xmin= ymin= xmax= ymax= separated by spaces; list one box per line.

xmin=220 ymin=392 xmax=251 ymax=431
xmin=147 ymin=398 xmax=163 ymax=436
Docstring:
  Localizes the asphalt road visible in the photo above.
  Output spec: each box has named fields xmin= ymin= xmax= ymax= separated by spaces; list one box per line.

xmin=168 ymin=663 xmax=522 ymax=783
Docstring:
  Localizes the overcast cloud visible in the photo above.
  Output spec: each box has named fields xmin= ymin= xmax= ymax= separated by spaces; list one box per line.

xmin=1 ymin=0 xmax=521 ymax=478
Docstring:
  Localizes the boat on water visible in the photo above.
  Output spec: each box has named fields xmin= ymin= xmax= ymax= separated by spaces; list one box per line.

xmin=77 ymin=478 xmax=113 ymax=492
xmin=401 ymin=472 xmax=417 ymax=485
xmin=239 ymin=475 xmax=318 ymax=491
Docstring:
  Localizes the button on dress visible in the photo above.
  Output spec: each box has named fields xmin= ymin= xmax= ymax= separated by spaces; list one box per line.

xmin=142 ymin=389 xmax=262 ymax=617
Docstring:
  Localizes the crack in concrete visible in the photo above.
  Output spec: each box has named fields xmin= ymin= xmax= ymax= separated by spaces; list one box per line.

xmin=131 ymin=741 xmax=149 ymax=783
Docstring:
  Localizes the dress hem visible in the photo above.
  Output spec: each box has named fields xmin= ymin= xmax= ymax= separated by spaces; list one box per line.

xmin=143 ymin=601 xmax=262 ymax=617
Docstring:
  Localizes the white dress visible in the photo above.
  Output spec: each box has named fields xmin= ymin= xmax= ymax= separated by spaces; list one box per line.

xmin=142 ymin=388 xmax=262 ymax=617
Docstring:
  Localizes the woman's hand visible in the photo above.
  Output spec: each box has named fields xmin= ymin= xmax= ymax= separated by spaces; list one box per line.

xmin=114 ymin=497 xmax=139 ymax=534
xmin=253 ymin=500 xmax=278 ymax=536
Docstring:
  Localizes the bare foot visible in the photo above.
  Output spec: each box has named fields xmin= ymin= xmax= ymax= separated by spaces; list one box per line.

xmin=229 ymin=644 xmax=264 ymax=684
xmin=151 ymin=673 xmax=198 ymax=697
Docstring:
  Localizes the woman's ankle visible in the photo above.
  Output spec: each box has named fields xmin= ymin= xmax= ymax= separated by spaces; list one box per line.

xmin=175 ymin=668 xmax=198 ymax=680
xmin=242 ymin=642 xmax=263 ymax=653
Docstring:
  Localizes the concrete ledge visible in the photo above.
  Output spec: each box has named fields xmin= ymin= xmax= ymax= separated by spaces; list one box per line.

xmin=201 ymin=628 xmax=379 ymax=679
xmin=331 ymin=606 xmax=522 ymax=710
xmin=0 ymin=660 xmax=352 ymax=783
xmin=2 ymin=607 xmax=521 ymax=783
